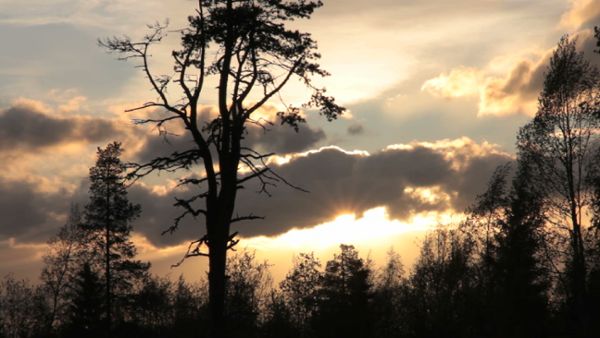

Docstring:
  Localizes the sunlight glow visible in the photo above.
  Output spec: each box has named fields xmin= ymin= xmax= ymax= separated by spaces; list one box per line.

xmin=244 ymin=207 xmax=459 ymax=251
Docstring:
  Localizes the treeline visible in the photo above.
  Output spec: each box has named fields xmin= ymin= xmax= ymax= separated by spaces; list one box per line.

xmin=0 ymin=220 xmax=598 ymax=338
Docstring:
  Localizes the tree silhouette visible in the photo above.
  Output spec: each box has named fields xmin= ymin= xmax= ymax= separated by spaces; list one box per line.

xmin=65 ymin=263 xmax=104 ymax=338
xmin=40 ymin=205 xmax=91 ymax=332
xmin=100 ymin=1 xmax=344 ymax=336
xmin=517 ymin=36 xmax=600 ymax=336
xmin=261 ymin=291 xmax=295 ymax=338
xmin=279 ymin=252 xmax=322 ymax=336
xmin=471 ymin=160 xmax=550 ymax=338
xmin=371 ymin=249 xmax=408 ymax=338
xmin=171 ymin=276 xmax=208 ymax=338
xmin=406 ymin=230 xmax=479 ymax=338
xmin=84 ymin=142 xmax=149 ymax=334
xmin=315 ymin=245 xmax=372 ymax=338
xmin=0 ymin=276 xmax=49 ymax=338
xmin=132 ymin=275 xmax=173 ymax=335
xmin=224 ymin=251 xmax=271 ymax=338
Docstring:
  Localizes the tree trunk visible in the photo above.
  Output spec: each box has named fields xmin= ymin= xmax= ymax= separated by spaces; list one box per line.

xmin=106 ymin=220 xmax=111 ymax=337
xmin=105 ymin=180 xmax=112 ymax=337
xmin=208 ymin=229 xmax=228 ymax=338
xmin=569 ymin=203 xmax=587 ymax=337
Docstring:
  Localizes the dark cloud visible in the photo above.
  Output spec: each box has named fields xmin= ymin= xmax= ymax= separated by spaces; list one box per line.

xmin=0 ymin=178 xmax=69 ymax=242
xmin=127 ymin=185 xmax=200 ymax=246
xmin=231 ymin=141 xmax=511 ymax=237
xmin=347 ymin=123 xmax=364 ymax=135
xmin=499 ymin=57 xmax=547 ymax=101
xmin=245 ymin=123 xmax=326 ymax=154
xmin=0 ymin=137 xmax=511 ymax=249
xmin=125 ymin=139 xmax=512 ymax=246
xmin=0 ymin=104 xmax=123 ymax=151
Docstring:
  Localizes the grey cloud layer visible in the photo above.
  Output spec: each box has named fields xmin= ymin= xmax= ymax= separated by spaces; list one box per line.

xmin=0 ymin=128 xmax=510 ymax=252
xmin=232 ymin=143 xmax=510 ymax=238
xmin=125 ymin=140 xmax=511 ymax=246
xmin=0 ymin=178 xmax=69 ymax=242
xmin=0 ymin=104 xmax=124 ymax=151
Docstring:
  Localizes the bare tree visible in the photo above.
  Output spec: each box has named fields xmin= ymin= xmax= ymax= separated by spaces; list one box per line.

xmin=100 ymin=1 xmax=344 ymax=336
xmin=0 ymin=276 xmax=49 ymax=338
xmin=40 ymin=205 xmax=90 ymax=331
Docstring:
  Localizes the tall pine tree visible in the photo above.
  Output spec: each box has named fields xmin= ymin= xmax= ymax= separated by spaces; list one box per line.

xmin=84 ymin=142 xmax=149 ymax=334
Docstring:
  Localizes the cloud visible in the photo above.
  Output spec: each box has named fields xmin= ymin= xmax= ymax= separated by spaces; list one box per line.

xmin=0 ymin=177 xmax=70 ymax=242
xmin=245 ymin=123 xmax=326 ymax=155
xmin=347 ymin=123 xmax=364 ymax=135
xmin=560 ymin=0 xmax=600 ymax=30
xmin=0 ymin=101 xmax=125 ymax=152
xmin=418 ymin=0 xmax=600 ymax=118
xmin=421 ymin=55 xmax=547 ymax=117
xmin=477 ymin=55 xmax=547 ymax=116
xmin=421 ymin=67 xmax=481 ymax=99
xmin=0 ymin=238 xmax=48 ymax=280
xmin=232 ymin=138 xmax=511 ymax=237
xmin=125 ymin=138 xmax=511 ymax=246
xmin=421 ymin=26 xmax=600 ymax=117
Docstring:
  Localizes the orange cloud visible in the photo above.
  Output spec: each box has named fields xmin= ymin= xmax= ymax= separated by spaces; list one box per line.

xmin=422 ymin=51 xmax=548 ymax=117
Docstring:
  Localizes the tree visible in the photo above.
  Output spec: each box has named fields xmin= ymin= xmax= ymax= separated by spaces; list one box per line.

xmin=261 ymin=290 xmax=295 ymax=338
xmin=0 ymin=275 xmax=50 ymax=338
xmin=471 ymin=160 xmax=550 ymax=338
xmin=371 ymin=249 xmax=408 ymax=338
xmin=517 ymin=35 xmax=600 ymax=335
xmin=84 ymin=142 xmax=149 ymax=333
xmin=40 ymin=204 xmax=91 ymax=332
xmin=132 ymin=275 xmax=173 ymax=335
xmin=462 ymin=164 xmax=512 ymax=332
xmin=315 ymin=245 xmax=372 ymax=338
xmin=65 ymin=263 xmax=104 ymax=338
xmin=406 ymin=230 xmax=479 ymax=338
xmin=172 ymin=276 xmax=209 ymax=338
xmin=223 ymin=251 xmax=272 ymax=338
xmin=279 ymin=252 xmax=322 ymax=336
xmin=100 ymin=1 xmax=344 ymax=336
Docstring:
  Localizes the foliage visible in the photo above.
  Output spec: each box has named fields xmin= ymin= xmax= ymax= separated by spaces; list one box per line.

xmin=314 ymin=244 xmax=372 ymax=338
xmin=517 ymin=35 xmax=600 ymax=336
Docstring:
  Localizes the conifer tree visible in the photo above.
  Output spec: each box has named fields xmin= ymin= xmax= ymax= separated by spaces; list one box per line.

xmin=66 ymin=263 xmax=104 ymax=338
xmin=84 ymin=142 xmax=149 ymax=333
xmin=316 ymin=245 xmax=371 ymax=338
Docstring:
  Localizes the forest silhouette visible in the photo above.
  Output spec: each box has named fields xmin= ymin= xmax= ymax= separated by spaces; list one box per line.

xmin=2 ymin=1 xmax=600 ymax=338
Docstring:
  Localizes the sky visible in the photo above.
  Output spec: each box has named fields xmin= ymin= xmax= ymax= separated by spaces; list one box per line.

xmin=1 ymin=0 xmax=600 ymax=283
